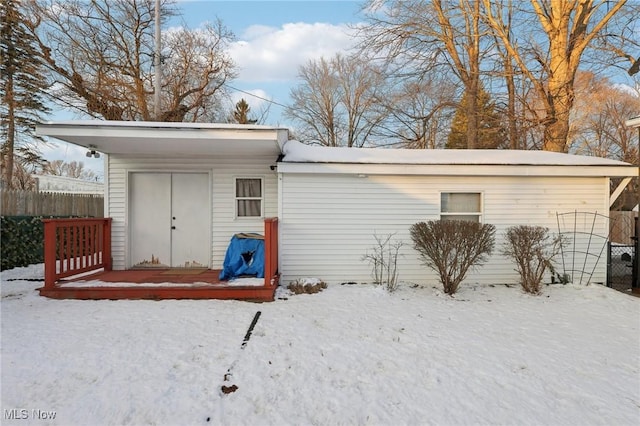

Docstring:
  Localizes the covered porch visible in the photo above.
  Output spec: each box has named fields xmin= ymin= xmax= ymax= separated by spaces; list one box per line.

xmin=39 ymin=217 xmax=279 ymax=301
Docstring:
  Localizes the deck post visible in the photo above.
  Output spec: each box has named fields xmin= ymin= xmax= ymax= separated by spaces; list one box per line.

xmin=42 ymin=220 xmax=57 ymax=289
xmin=264 ymin=218 xmax=278 ymax=287
xmin=104 ymin=218 xmax=113 ymax=271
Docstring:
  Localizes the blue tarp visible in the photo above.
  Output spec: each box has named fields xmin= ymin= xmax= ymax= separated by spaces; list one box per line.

xmin=219 ymin=233 xmax=265 ymax=280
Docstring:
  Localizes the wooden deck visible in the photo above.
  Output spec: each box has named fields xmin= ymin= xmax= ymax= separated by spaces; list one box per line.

xmin=39 ymin=217 xmax=280 ymax=301
xmin=39 ymin=269 xmax=277 ymax=301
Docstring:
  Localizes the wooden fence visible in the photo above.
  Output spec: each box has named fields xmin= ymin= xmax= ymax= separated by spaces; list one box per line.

xmin=609 ymin=211 xmax=638 ymax=244
xmin=1 ymin=190 xmax=104 ymax=217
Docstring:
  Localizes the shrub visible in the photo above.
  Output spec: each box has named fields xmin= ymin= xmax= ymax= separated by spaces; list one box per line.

xmin=410 ymin=220 xmax=495 ymax=295
xmin=502 ymin=225 xmax=563 ymax=294
xmin=287 ymin=278 xmax=327 ymax=294
xmin=361 ymin=233 xmax=404 ymax=292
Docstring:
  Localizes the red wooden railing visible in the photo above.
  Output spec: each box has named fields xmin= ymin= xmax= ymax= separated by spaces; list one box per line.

xmin=264 ymin=217 xmax=279 ymax=286
xmin=42 ymin=218 xmax=112 ymax=289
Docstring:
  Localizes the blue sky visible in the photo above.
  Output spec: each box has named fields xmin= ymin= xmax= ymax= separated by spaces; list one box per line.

xmin=175 ymin=0 xmax=364 ymax=124
xmin=42 ymin=0 xmax=364 ymax=176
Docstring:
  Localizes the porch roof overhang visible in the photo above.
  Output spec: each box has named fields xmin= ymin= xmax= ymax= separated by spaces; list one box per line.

xmin=36 ymin=121 xmax=288 ymax=157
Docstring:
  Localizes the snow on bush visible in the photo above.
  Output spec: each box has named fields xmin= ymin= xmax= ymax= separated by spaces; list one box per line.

xmin=287 ymin=277 xmax=327 ymax=294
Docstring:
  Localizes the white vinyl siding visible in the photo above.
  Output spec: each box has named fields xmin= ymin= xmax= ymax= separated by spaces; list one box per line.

xmin=106 ymin=155 xmax=278 ymax=270
xmin=278 ymin=173 xmax=608 ymax=286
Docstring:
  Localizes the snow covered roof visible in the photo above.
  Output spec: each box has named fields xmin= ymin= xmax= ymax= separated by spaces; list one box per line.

xmin=279 ymin=140 xmax=638 ymax=178
xmin=281 ymin=140 xmax=631 ymax=167
xmin=39 ymin=120 xmax=286 ymax=131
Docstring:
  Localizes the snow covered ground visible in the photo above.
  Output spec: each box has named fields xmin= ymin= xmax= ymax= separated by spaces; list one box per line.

xmin=2 ymin=264 xmax=639 ymax=426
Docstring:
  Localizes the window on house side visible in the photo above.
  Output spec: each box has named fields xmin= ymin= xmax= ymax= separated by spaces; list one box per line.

xmin=236 ymin=178 xmax=262 ymax=217
xmin=440 ymin=192 xmax=482 ymax=222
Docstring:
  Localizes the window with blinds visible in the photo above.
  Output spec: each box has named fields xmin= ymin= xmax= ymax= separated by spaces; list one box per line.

xmin=235 ymin=178 xmax=263 ymax=218
xmin=440 ymin=192 xmax=482 ymax=222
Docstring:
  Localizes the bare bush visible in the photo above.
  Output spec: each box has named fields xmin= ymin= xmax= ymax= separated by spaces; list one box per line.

xmin=410 ymin=220 xmax=495 ymax=295
xmin=287 ymin=278 xmax=327 ymax=295
xmin=502 ymin=226 xmax=563 ymax=294
xmin=362 ymin=233 xmax=404 ymax=292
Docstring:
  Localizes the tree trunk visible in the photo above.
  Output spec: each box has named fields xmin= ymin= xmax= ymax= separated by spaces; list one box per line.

xmin=4 ymin=72 xmax=15 ymax=189
xmin=543 ymin=46 xmax=575 ymax=153
xmin=542 ymin=83 xmax=574 ymax=152
xmin=543 ymin=113 xmax=571 ymax=153
xmin=465 ymin=78 xmax=479 ymax=149
xmin=465 ymin=0 xmax=481 ymax=149
xmin=504 ymin=51 xmax=518 ymax=149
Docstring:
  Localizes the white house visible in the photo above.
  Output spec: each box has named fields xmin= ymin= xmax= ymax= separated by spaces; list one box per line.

xmin=37 ymin=121 xmax=638 ymax=287
xmin=278 ymin=141 xmax=638 ymax=285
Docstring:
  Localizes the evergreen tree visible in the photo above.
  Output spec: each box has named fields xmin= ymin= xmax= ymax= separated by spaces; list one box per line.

xmin=447 ymin=86 xmax=505 ymax=149
xmin=232 ymin=98 xmax=257 ymax=124
xmin=0 ymin=0 xmax=50 ymax=188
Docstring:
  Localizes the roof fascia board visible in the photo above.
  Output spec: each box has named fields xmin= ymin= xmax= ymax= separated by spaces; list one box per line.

xmin=278 ymin=162 xmax=639 ymax=177
xmin=36 ymin=123 xmax=282 ymax=142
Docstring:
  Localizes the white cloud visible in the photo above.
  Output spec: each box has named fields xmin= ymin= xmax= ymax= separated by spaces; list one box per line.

xmin=229 ymin=88 xmax=270 ymax=110
xmin=229 ymin=22 xmax=357 ymax=83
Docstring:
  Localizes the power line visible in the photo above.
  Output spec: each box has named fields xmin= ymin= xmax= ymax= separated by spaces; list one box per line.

xmin=225 ymin=84 xmax=292 ymax=111
xmin=45 ymin=83 xmax=292 ymax=118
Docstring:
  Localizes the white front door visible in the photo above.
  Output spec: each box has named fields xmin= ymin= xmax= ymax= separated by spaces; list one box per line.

xmin=129 ymin=172 xmax=210 ymax=268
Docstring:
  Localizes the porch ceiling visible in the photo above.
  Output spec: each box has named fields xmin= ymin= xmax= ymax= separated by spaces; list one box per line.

xmin=36 ymin=121 xmax=286 ymax=157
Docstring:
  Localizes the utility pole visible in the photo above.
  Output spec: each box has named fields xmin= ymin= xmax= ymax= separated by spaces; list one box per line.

xmin=154 ymin=0 xmax=161 ymax=120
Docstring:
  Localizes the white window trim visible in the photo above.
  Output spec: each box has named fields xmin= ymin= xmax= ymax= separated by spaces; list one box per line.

xmin=439 ymin=191 xmax=484 ymax=222
xmin=234 ymin=176 xmax=264 ymax=219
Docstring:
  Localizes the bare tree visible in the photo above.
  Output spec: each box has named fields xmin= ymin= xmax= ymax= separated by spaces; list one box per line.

xmin=287 ymin=54 xmax=386 ymax=147
xmin=375 ymin=76 xmax=457 ymax=148
xmin=287 ymin=56 xmax=340 ymax=146
xmin=160 ymin=21 xmax=236 ymax=122
xmin=1 ymin=146 xmax=46 ymax=190
xmin=360 ymin=0 xmax=493 ymax=149
xmin=571 ymin=72 xmax=639 ymax=162
xmin=483 ymin=0 xmax=631 ymax=152
xmin=569 ymin=72 xmax=639 ymax=210
xmin=11 ymin=159 xmax=36 ymax=189
xmin=25 ymin=0 xmax=236 ymax=122
xmin=43 ymin=159 xmax=96 ymax=181
xmin=488 ymin=0 xmax=528 ymax=150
